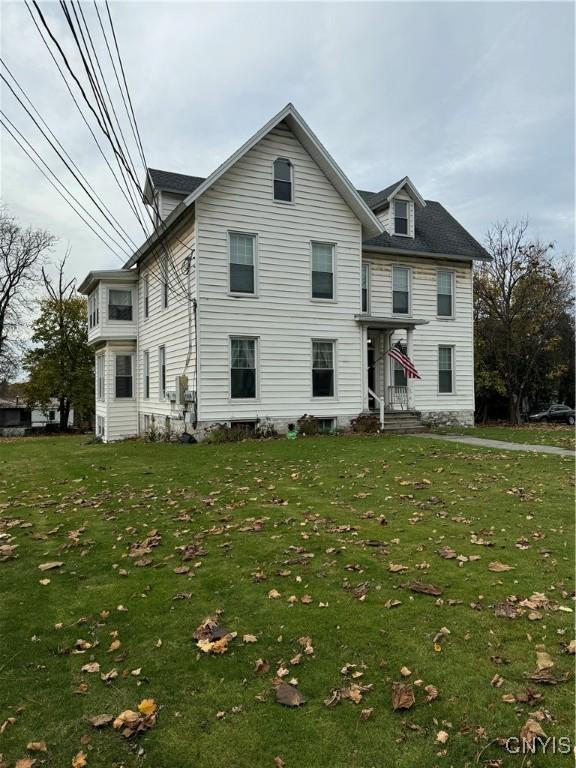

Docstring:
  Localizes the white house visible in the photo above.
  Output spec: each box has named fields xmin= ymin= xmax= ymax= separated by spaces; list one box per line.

xmin=79 ymin=104 xmax=489 ymax=443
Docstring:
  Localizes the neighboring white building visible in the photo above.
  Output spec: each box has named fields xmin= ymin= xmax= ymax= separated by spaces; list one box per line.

xmin=79 ymin=104 xmax=489 ymax=443
xmin=31 ymin=399 xmax=74 ymax=429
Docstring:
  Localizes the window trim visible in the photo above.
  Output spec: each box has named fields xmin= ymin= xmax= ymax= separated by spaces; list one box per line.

xmin=392 ymin=265 xmax=412 ymax=316
xmin=436 ymin=269 xmax=455 ymax=319
xmin=158 ymin=345 xmax=166 ymax=400
xmin=88 ymin=290 xmax=99 ymax=329
xmin=114 ymin=352 xmax=135 ymax=400
xmin=228 ymin=230 xmax=258 ymax=297
xmin=438 ymin=345 xmax=455 ymax=395
xmin=161 ymin=256 xmax=169 ymax=310
xmin=393 ymin=198 xmax=411 ymax=237
xmin=272 ymin=157 xmax=294 ymax=204
xmin=143 ymin=350 xmax=150 ymax=399
xmin=96 ymin=353 xmax=105 ymax=400
xmin=143 ymin=273 xmax=149 ymax=319
xmin=310 ymin=241 xmax=337 ymax=302
xmin=107 ymin=286 xmax=134 ymax=322
xmin=361 ymin=261 xmax=370 ymax=313
xmin=311 ymin=338 xmax=337 ymax=400
xmin=229 ymin=335 xmax=259 ymax=402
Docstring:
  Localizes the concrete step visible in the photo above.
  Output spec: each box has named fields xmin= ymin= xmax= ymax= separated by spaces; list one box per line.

xmin=382 ymin=424 xmax=428 ymax=434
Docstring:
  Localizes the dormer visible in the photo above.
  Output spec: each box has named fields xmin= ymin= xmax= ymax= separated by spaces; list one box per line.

xmin=143 ymin=168 xmax=206 ymax=224
xmin=78 ymin=270 xmax=138 ymax=345
xmin=370 ymin=177 xmax=426 ymax=238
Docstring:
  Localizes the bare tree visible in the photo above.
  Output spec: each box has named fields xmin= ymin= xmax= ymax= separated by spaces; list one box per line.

xmin=0 ymin=208 xmax=55 ymax=379
xmin=475 ymin=220 xmax=574 ymax=423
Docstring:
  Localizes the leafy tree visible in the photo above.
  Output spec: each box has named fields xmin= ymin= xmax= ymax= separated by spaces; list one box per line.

xmin=474 ymin=220 xmax=574 ymax=423
xmin=0 ymin=208 xmax=55 ymax=379
xmin=24 ymin=261 xmax=93 ymax=429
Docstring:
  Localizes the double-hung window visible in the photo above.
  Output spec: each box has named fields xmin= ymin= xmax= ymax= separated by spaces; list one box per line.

xmin=161 ymin=257 xmax=169 ymax=309
xmin=96 ymin=354 xmax=105 ymax=400
xmin=273 ymin=158 xmax=293 ymax=202
xmin=312 ymin=242 xmax=334 ymax=300
xmin=159 ymin=346 xmax=166 ymax=399
xmin=143 ymin=351 xmax=150 ymax=399
xmin=229 ymin=233 xmax=256 ymax=294
xmin=362 ymin=262 xmax=370 ymax=313
xmin=143 ymin=273 xmax=149 ymax=319
xmin=393 ymin=346 xmax=408 ymax=387
xmin=394 ymin=200 xmax=409 ymax=235
xmin=438 ymin=346 xmax=454 ymax=393
xmin=89 ymin=292 xmax=99 ymax=328
xmin=230 ymin=337 xmax=256 ymax=399
xmin=115 ymin=355 xmax=133 ymax=398
xmin=392 ymin=266 xmax=410 ymax=314
xmin=108 ymin=289 xmax=132 ymax=321
xmin=437 ymin=270 xmax=454 ymax=317
xmin=312 ymin=340 xmax=335 ymax=397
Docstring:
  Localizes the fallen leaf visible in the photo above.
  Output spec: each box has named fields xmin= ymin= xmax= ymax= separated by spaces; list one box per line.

xmin=138 ymin=699 xmax=157 ymax=716
xmin=392 ymin=682 xmax=414 ymax=710
xmin=520 ymin=718 xmax=546 ymax=746
xmin=360 ymin=707 xmax=373 ymax=720
xmin=26 ymin=743 xmax=47 ymax=753
xmin=72 ymin=752 xmax=87 ymax=768
xmin=243 ymin=634 xmax=258 ymax=643
xmin=536 ymin=650 xmax=554 ymax=671
xmin=424 ymin=684 xmax=439 ymax=702
xmin=89 ymin=714 xmax=114 ymax=728
xmin=38 ymin=561 xmax=63 ymax=571
xmin=436 ymin=730 xmax=449 ymax=744
xmin=15 ymin=760 xmax=35 ymax=768
xmin=400 ymin=666 xmax=411 ymax=677
xmin=81 ymin=662 xmax=100 ymax=674
xmin=488 ymin=561 xmax=514 ymax=572
xmin=107 ymin=639 xmax=121 ymax=653
xmin=268 ymin=589 xmax=281 ymax=599
xmin=274 ymin=758 xmax=285 ymax=768
xmin=407 ymin=581 xmax=443 ymax=596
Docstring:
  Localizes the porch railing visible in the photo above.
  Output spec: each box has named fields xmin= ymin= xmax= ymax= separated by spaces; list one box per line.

xmin=368 ymin=387 xmax=384 ymax=429
xmin=387 ymin=385 xmax=408 ymax=410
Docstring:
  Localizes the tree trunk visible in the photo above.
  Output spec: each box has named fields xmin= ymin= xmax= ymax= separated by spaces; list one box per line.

xmin=59 ymin=397 xmax=69 ymax=431
xmin=508 ymin=392 xmax=522 ymax=425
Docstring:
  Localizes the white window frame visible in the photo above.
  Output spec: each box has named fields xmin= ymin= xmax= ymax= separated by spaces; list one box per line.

xmin=438 ymin=345 xmax=455 ymax=395
xmin=437 ymin=270 xmax=455 ymax=319
xmin=96 ymin=353 xmax=105 ymax=400
xmin=161 ymin=256 xmax=169 ymax=310
xmin=393 ymin=198 xmax=411 ymax=237
xmin=159 ymin=345 xmax=166 ymax=399
xmin=392 ymin=265 xmax=411 ymax=316
xmin=143 ymin=273 xmax=149 ymax=319
xmin=114 ymin=352 xmax=135 ymax=400
xmin=362 ymin=261 xmax=370 ymax=313
xmin=228 ymin=231 xmax=258 ymax=297
xmin=96 ymin=415 xmax=105 ymax=437
xmin=311 ymin=338 xmax=337 ymax=399
xmin=272 ymin=157 xmax=294 ymax=204
xmin=88 ymin=290 xmax=99 ymax=329
xmin=310 ymin=241 xmax=337 ymax=302
xmin=229 ymin=336 xmax=259 ymax=402
xmin=143 ymin=350 xmax=150 ymax=399
xmin=107 ymin=287 xmax=134 ymax=322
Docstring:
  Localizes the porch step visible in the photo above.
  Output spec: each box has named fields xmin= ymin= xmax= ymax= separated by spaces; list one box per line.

xmin=367 ymin=408 xmax=428 ymax=433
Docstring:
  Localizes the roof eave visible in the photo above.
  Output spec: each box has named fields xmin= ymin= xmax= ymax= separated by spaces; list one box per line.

xmin=78 ymin=269 xmax=138 ymax=295
xmin=362 ymin=244 xmax=491 ymax=262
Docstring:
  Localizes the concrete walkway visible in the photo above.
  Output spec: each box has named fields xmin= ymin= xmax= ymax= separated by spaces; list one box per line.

xmin=410 ymin=432 xmax=575 ymax=458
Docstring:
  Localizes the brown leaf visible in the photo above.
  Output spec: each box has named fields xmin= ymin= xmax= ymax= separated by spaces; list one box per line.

xmin=360 ymin=707 xmax=373 ymax=720
xmin=424 ymin=684 xmax=439 ymax=702
xmin=324 ymin=689 xmax=341 ymax=707
xmin=15 ymin=760 xmax=36 ymax=768
xmin=438 ymin=547 xmax=457 ymax=559
xmin=107 ymin=639 xmax=121 ymax=653
xmin=536 ymin=650 xmax=554 ymax=671
xmin=71 ymin=751 xmax=87 ymax=768
xmin=26 ymin=743 xmax=47 ymax=753
xmin=407 ymin=581 xmax=443 ymax=596
xmin=254 ymin=658 xmax=270 ymax=675
xmin=243 ymin=634 xmax=258 ymax=643
xmin=384 ymin=599 xmax=402 ymax=609
xmin=173 ymin=565 xmax=190 ymax=574
xmin=38 ymin=561 xmax=63 ymax=571
xmin=273 ymin=758 xmax=285 ymax=768
xmin=388 ymin=563 xmax=409 ymax=573
xmin=276 ymin=682 xmax=306 ymax=707
xmin=436 ymin=730 xmax=449 ymax=744
xmin=488 ymin=561 xmax=514 ymax=572
xmin=392 ymin=682 xmax=414 ymax=710
xmin=89 ymin=714 xmax=114 ymax=728
xmin=519 ymin=718 xmax=546 ymax=746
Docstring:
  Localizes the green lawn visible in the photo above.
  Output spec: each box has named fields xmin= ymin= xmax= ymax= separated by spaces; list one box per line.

xmin=432 ymin=424 xmax=576 ymax=451
xmin=0 ymin=435 xmax=574 ymax=768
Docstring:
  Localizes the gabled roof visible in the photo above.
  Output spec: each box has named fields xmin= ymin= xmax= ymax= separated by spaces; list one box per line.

xmin=145 ymin=168 xmax=205 ymax=198
xmin=363 ymin=200 xmax=489 ymax=261
xmin=358 ymin=176 xmax=426 ymax=211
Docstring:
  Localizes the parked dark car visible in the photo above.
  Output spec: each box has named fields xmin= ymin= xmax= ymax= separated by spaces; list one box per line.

xmin=528 ymin=404 xmax=575 ymax=425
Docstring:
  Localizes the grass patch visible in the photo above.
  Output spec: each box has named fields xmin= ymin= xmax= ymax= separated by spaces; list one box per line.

xmin=432 ymin=424 xmax=575 ymax=451
xmin=0 ymin=435 xmax=574 ymax=767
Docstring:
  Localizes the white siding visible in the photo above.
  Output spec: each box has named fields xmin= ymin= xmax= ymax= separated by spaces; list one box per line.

xmin=136 ymin=210 xmax=197 ymax=433
xmin=159 ymin=191 xmax=186 ymax=220
xmin=195 ymin=122 xmax=364 ymax=425
xmin=363 ymin=253 xmax=474 ymax=412
xmin=375 ymin=191 xmax=415 ymax=237
xmin=94 ymin=342 xmax=138 ymax=441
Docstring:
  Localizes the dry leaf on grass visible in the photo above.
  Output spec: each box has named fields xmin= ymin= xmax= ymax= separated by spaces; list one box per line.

xmin=243 ymin=634 xmax=258 ymax=643
xmin=273 ymin=758 xmax=285 ymax=768
xmin=436 ymin=730 xmax=449 ymax=744
xmin=392 ymin=682 xmax=414 ymax=711
xmin=26 ymin=743 xmax=47 ymax=753
xmin=276 ymin=682 xmax=306 ymax=707
xmin=89 ymin=714 xmax=114 ymax=728
xmin=407 ymin=581 xmax=443 ymax=597
xmin=536 ymin=650 xmax=554 ymax=671
xmin=113 ymin=699 xmax=157 ymax=738
xmin=15 ymin=760 xmax=35 ymax=768
xmin=488 ymin=561 xmax=514 ymax=572
xmin=38 ymin=561 xmax=63 ymax=571
xmin=71 ymin=752 xmax=87 ymax=768
xmin=520 ymin=718 xmax=546 ymax=746
xmin=194 ymin=614 xmax=236 ymax=654
xmin=424 ymin=684 xmax=439 ymax=702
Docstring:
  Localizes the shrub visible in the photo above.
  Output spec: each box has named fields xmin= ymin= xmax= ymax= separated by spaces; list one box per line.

xmin=350 ymin=412 xmax=381 ymax=434
xmin=255 ymin=416 xmax=277 ymax=439
xmin=205 ymin=423 xmax=252 ymax=444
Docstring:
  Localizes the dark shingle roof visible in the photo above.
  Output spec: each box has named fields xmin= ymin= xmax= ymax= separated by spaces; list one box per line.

xmin=147 ymin=168 xmax=488 ymax=260
xmin=147 ymin=168 xmax=205 ymax=196
xmin=363 ymin=200 xmax=489 ymax=260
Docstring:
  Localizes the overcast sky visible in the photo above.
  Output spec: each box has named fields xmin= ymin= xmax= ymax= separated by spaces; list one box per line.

xmin=1 ymin=0 xmax=574 ymax=284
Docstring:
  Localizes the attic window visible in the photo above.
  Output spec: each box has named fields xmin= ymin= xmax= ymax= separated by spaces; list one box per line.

xmin=394 ymin=200 xmax=409 ymax=235
xmin=273 ymin=158 xmax=292 ymax=202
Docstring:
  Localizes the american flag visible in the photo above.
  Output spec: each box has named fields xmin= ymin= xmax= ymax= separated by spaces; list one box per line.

xmin=386 ymin=343 xmax=421 ymax=379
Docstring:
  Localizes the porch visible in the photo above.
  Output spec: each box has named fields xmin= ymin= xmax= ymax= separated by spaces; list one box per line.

xmin=355 ymin=314 xmax=429 ymax=428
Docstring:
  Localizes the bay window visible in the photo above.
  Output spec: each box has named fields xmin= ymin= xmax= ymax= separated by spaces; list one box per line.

xmin=115 ymin=355 xmax=133 ymax=398
xmin=108 ymin=289 xmax=132 ymax=321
